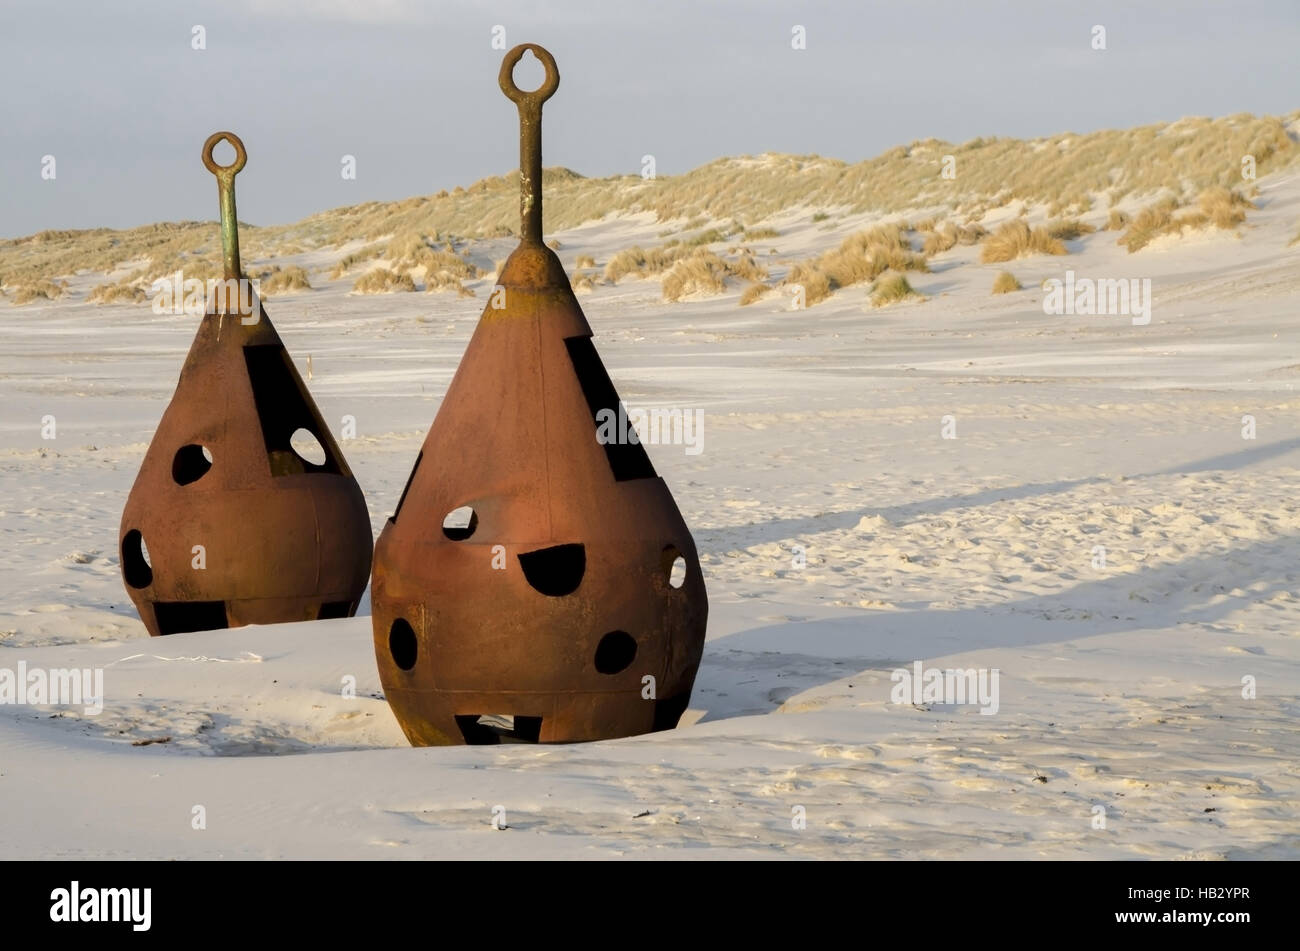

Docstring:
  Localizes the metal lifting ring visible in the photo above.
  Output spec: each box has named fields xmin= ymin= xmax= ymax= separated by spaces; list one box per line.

xmin=498 ymin=44 xmax=560 ymax=106
xmin=202 ymin=131 xmax=247 ymax=177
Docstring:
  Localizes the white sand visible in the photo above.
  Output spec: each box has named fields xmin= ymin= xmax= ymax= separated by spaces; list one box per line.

xmin=1 ymin=170 xmax=1298 ymax=859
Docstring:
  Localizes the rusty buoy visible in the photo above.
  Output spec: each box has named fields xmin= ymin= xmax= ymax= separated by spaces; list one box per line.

xmin=119 ymin=132 xmax=372 ymax=636
xmin=370 ymin=44 xmax=708 ymax=745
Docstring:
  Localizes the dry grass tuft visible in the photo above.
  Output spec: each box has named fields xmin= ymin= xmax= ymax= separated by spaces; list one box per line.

xmin=921 ymin=220 xmax=986 ymax=255
xmin=781 ymin=262 xmax=830 ymax=306
xmin=981 ymin=220 xmax=1068 ymax=263
xmin=353 ymin=267 xmax=416 ymax=293
xmin=834 ymin=224 xmax=929 ymax=275
xmin=991 ymin=270 xmax=1021 ymax=294
xmin=739 ymin=282 xmax=770 ymax=306
xmin=88 ymin=281 xmax=147 ymax=304
xmin=331 ymin=243 xmax=385 ymax=279
xmin=1118 ymin=186 xmax=1253 ymax=252
xmin=1104 ymin=209 xmax=1130 ymax=231
xmin=1195 ymin=185 xmax=1253 ymax=229
xmin=10 ymin=279 xmax=68 ymax=305
xmin=1046 ymin=218 xmax=1097 ymax=241
xmin=380 ymin=234 xmax=484 ymax=295
xmin=662 ymin=250 xmax=733 ymax=301
xmin=922 ymin=224 xmax=958 ymax=255
xmin=1116 ymin=198 xmax=1180 ymax=252
xmin=424 ymin=270 xmax=476 ymax=296
xmin=869 ymin=271 xmax=922 ymax=306
xmin=778 ymin=224 xmax=929 ymax=307
xmin=570 ymin=269 xmax=599 ymax=294
xmin=574 ymin=253 xmax=596 ymax=269
xmin=258 ymin=265 xmax=312 ymax=296
xmin=728 ymin=252 xmax=769 ymax=283
xmin=685 ymin=227 xmax=730 ymax=246
xmin=604 ymin=245 xmax=690 ymax=283
xmin=742 ymin=227 xmax=780 ymax=240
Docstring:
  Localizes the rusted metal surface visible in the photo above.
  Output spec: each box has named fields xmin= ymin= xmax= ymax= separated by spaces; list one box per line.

xmin=119 ymin=131 xmax=372 ymax=636
xmin=371 ymin=45 xmax=708 ymax=745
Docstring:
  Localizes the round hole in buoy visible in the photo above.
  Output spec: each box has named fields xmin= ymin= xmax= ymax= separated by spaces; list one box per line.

xmin=122 ymin=529 xmax=153 ymax=589
xmin=662 ymin=544 xmax=687 ymax=589
xmin=442 ymin=505 xmax=478 ymax=541
xmin=290 ymin=428 xmax=327 ymax=466
xmin=669 ymin=556 xmax=686 ymax=588
xmin=172 ymin=444 xmax=213 ymax=485
xmin=594 ymin=631 xmax=637 ymax=675
xmin=389 ymin=618 xmax=417 ymax=671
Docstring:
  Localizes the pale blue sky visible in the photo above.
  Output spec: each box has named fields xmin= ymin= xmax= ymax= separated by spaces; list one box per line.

xmin=2 ymin=0 xmax=1296 ymax=236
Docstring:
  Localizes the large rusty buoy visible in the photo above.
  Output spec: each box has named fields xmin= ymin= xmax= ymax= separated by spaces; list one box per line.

xmin=371 ymin=45 xmax=708 ymax=745
xmin=119 ymin=132 xmax=372 ymax=636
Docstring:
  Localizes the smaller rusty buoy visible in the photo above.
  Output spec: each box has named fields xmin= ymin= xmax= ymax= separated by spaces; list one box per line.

xmin=370 ymin=45 xmax=709 ymax=745
xmin=119 ymin=132 xmax=372 ymax=636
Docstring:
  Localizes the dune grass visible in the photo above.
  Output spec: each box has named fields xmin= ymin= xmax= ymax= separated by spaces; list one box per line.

xmin=991 ymin=270 xmax=1021 ymax=294
xmin=661 ymin=250 xmax=731 ymax=301
xmin=1118 ymin=186 xmax=1254 ymax=252
xmin=1116 ymin=198 xmax=1181 ymax=252
xmin=330 ymin=242 xmax=385 ymax=279
xmin=981 ymin=220 xmax=1068 ymax=263
xmin=869 ymin=271 xmax=922 ymax=306
xmin=783 ymin=262 xmax=833 ymax=307
xmin=727 ymin=252 xmax=768 ymax=283
xmin=1196 ymin=185 xmax=1254 ymax=228
xmin=658 ymin=247 xmax=769 ymax=302
xmin=919 ymin=221 xmax=986 ymax=255
xmin=352 ymin=268 xmax=416 ymax=293
xmin=604 ymin=245 xmax=690 ymax=283
xmin=679 ymin=227 xmax=731 ymax=247
xmin=257 ymin=265 xmax=312 ymax=296
xmin=1046 ymin=218 xmax=1097 ymax=241
xmin=922 ymin=224 xmax=958 ymax=255
xmin=4 ymin=113 xmax=1295 ymax=286
xmin=570 ymin=269 xmax=599 ymax=293
xmin=9 ymin=279 xmax=67 ymax=305
xmin=778 ymin=223 xmax=929 ymax=307
xmin=87 ymin=281 xmax=147 ymax=304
